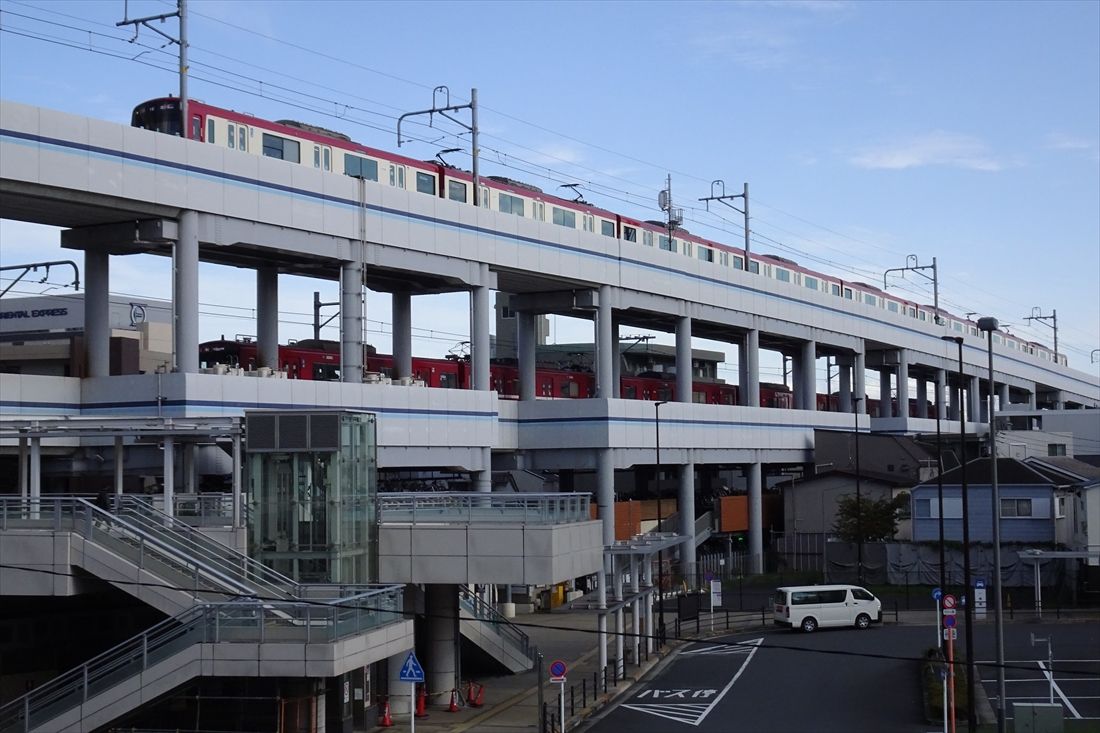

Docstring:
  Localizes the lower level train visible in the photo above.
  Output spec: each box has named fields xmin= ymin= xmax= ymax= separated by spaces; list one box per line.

xmin=198 ymin=338 xmax=933 ymax=416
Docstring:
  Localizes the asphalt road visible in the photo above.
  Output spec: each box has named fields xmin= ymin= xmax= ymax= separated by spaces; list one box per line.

xmin=583 ymin=624 xmax=936 ymax=733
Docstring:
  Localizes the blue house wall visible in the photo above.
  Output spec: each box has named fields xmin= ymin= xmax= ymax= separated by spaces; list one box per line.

xmin=911 ymin=484 xmax=1054 ymax=544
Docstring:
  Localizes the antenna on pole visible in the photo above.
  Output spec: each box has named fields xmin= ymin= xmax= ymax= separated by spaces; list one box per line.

xmin=699 ymin=179 xmax=751 ymax=273
xmin=659 ymin=174 xmax=682 ymax=235
xmin=1024 ymin=307 xmax=1059 ymax=362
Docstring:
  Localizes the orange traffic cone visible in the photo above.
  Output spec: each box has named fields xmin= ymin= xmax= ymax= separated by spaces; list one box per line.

xmin=467 ymin=680 xmax=485 ymax=708
xmin=447 ymin=688 xmax=460 ymax=713
xmin=415 ymin=684 xmax=429 ymax=718
xmin=379 ymin=696 xmax=393 ymax=727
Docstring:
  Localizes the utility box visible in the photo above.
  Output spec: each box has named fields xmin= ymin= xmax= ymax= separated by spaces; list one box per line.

xmin=1012 ymin=703 xmax=1064 ymax=733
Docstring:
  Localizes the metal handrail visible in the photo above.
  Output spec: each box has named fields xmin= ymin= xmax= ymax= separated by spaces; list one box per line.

xmin=379 ymin=492 xmax=591 ymax=525
xmin=457 ymin=586 xmax=533 ymax=662
xmin=0 ymin=588 xmax=404 ymax=733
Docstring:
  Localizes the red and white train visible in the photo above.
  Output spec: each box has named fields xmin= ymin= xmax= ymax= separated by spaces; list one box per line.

xmin=132 ymin=96 xmax=1066 ymax=370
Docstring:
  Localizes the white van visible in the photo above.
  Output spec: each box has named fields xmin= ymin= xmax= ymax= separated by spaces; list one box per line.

xmin=773 ymin=585 xmax=882 ymax=632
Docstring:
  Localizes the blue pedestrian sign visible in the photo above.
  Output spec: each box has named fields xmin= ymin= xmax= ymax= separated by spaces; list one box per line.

xmin=399 ymin=651 xmax=425 ymax=683
xmin=975 ymin=579 xmax=985 ymax=589
xmin=931 ymin=587 xmax=943 ymax=601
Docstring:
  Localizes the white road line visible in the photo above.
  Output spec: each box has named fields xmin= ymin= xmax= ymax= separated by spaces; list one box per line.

xmin=691 ymin=638 xmax=762 ymax=727
xmin=1038 ymin=661 xmax=1082 ymax=719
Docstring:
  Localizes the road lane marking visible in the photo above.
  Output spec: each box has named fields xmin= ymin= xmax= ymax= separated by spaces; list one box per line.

xmin=1038 ymin=661 xmax=1082 ymax=719
xmin=621 ymin=638 xmax=762 ymax=727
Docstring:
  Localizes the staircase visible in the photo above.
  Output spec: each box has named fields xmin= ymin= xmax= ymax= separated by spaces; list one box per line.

xmin=458 ymin=586 xmax=534 ymax=673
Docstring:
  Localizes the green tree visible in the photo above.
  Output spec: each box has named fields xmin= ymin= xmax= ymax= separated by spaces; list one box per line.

xmin=832 ymin=492 xmax=909 ymax=543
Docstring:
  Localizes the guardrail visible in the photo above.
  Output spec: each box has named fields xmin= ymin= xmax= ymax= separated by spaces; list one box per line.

xmin=458 ymin=586 xmax=534 ymax=664
xmin=379 ymin=492 xmax=591 ymax=525
xmin=0 ymin=586 xmax=404 ymax=733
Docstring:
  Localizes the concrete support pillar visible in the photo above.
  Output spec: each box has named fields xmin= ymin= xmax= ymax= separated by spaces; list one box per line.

xmin=611 ymin=315 xmax=621 ymax=398
xmin=392 ymin=292 xmax=412 ymax=380
xmin=163 ymin=436 xmax=175 ymax=519
xmin=916 ymin=378 xmax=928 ymax=418
xmin=340 ymin=258 xmax=365 ymax=383
xmin=183 ymin=443 xmax=196 ymax=494
xmin=18 ymin=437 xmax=28 ymax=499
xmin=936 ymin=369 xmax=948 ymax=420
xmin=950 ymin=379 xmax=961 ymax=421
xmin=853 ymin=350 xmax=866 ymax=413
xmin=476 ymin=447 xmax=492 ymax=493
xmin=597 ymin=449 xmax=615 ymax=549
xmin=998 ymin=383 xmax=1010 ymax=411
xmin=256 ymin=266 xmax=279 ymax=370
xmin=969 ymin=375 xmax=981 ymax=422
xmin=802 ymin=340 xmax=817 ymax=411
xmin=232 ymin=431 xmax=242 ymax=527
xmin=387 ymin=654 xmax=414 ymax=715
xmin=30 ymin=437 xmax=41 ymax=506
xmin=839 ymin=359 xmax=852 ymax=413
xmin=747 ymin=462 xmax=763 ymax=574
xmin=85 ymin=249 xmax=110 ymax=377
xmin=1028 ymin=390 xmax=1037 ymax=410
xmin=471 ymin=264 xmax=491 ymax=391
xmin=676 ymin=316 xmax=692 ymax=403
xmin=743 ymin=329 xmax=760 ymax=407
xmin=791 ymin=355 xmax=803 ymax=410
xmin=897 ymin=349 xmax=909 ymax=417
xmin=598 ymin=545 xmax=609 ymax=672
xmin=879 ymin=368 xmax=892 ymax=417
xmin=425 ymin=584 xmax=459 ymax=705
xmin=175 ymin=210 xmax=200 ymax=374
xmin=517 ymin=310 xmax=536 ymax=401
xmin=597 ymin=285 xmax=614 ymax=398
xmin=643 ymin=557 xmax=654 ymax=655
xmin=679 ymin=461 xmax=695 ymax=583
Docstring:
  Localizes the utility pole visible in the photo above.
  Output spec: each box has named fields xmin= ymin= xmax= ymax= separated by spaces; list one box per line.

xmin=884 ymin=255 xmax=941 ymax=325
xmin=699 ymin=180 xmax=751 ymax=272
xmin=398 ymin=87 xmax=480 ymax=205
xmin=659 ymin=175 xmax=683 ymax=248
xmin=313 ymin=291 xmax=340 ymax=341
xmin=1024 ymin=307 xmax=1059 ymax=361
xmin=119 ymin=0 xmax=188 ymax=137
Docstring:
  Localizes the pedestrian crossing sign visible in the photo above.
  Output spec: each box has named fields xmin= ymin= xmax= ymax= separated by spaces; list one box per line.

xmin=399 ymin=651 xmax=425 ymax=682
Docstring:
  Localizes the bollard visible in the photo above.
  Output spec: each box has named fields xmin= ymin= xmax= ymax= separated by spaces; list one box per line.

xmin=570 ymin=684 xmax=575 ymax=716
xmin=582 ymin=677 xmax=587 ymax=708
xmin=602 ymin=666 xmax=608 ymax=694
xmin=542 ymin=702 xmax=549 ymax=733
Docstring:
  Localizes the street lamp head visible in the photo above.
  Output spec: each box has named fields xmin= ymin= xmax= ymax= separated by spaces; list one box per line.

xmin=977 ymin=317 xmax=999 ymax=333
xmin=940 ymin=335 xmax=963 ymax=345
xmin=655 ymin=400 xmax=669 ymax=408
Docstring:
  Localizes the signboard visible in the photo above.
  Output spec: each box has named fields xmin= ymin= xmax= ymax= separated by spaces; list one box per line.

xmin=399 ymin=651 xmax=425 ymax=683
xmin=710 ymin=580 xmax=723 ymax=609
xmin=943 ymin=628 xmax=958 ymax=640
xmin=975 ymin=580 xmax=987 ymax=620
xmin=942 ymin=594 xmax=957 ymax=610
xmin=943 ymin=614 xmax=956 ymax=628
xmin=931 ymin=587 xmax=943 ymax=601
xmin=549 ymin=659 xmax=567 ymax=679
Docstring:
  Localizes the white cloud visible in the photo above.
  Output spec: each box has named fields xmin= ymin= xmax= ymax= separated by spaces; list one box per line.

xmin=1044 ymin=132 xmax=1099 ymax=161
xmin=850 ymin=131 xmax=1005 ymax=171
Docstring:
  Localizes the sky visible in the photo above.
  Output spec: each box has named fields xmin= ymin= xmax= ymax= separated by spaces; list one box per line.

xmin=1 ymin=0 xmax=1098 ymax=387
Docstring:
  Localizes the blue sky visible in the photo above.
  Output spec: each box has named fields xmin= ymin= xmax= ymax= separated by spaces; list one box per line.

xmin=1 ymin=0 xmax=1097 ymax=384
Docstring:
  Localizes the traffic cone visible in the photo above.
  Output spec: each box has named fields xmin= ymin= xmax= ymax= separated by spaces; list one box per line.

xmin=415 ymin=684 xmax=429 ymax=718
xmin=379 ymin=697 xmax=393 ymax=727
xmin=447 ymin=688 xmax=460 ymax=713
xmin=473 ymin=682 xmax=485 ymax=708
xmin=467 ymin=680 xmax=485 ymax=708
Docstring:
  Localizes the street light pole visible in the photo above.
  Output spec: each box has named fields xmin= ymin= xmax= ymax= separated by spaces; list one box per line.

xmin=943 ymin=334 xmax=976 ymax=732
xmin=935 ymin=383 xmax=947 ymax=593
xmin=978 ymin=317 xmax=1007 ymax=733
xmin=655 ymin=399 xmax=669 ymax=646
xmin=853 ymin=397 xmax=863 ymax=585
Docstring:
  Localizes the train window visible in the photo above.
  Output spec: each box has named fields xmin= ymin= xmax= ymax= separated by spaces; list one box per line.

xmin=345 ymin=154 xmax=379 ymax=181
xmin=733 ymin=256 xmax=744 ymax=270
xmin=953 ymin=321 xmax=964 ymax=332
xmin=191 ymin=115 xmax=201 ymax=140
xmin=776 ymin=268 xmax=791 ymax=283
xmin=919 ymin=311 xmax=927 ymax=321
xmin=693 ymin=390 xmax=706 ymax=404
xmin=583 ymin=214 xmax=594 ymax=232
xmin=262 ymin=133 xmax=300 ymax=163
xmin=560 ymin=381 xmax=579 ymax=398
xmin=643 ymin=230 xmax=653 ymax=246
xmin=239 ymin=126 xmax=247 ymax=152
xmin=533 ymin=201 xmax=545 ymax=221
xmin=831 ymin=283 xmax=841 ymax=296
xmin=601 ymin=220 xmax=616 ymax=237
xmin=623 ymin=385 xmax=637 ymax=399
xmin=863 ymin=293 xmax=876 ymax=306
xmin=683 ymin=241 xmax=693 ymax=257
xmin=747 ymin=260 xmax=760 ymax=274
xmin=480 ymin=186 xmax=490 ymax=207
xmin=227 ymin=124 xmax=236 ymax=149
xmin=439 ymin=373 xmax=456 ymax=388
xmin=499 ymin=193 xmax=525 ymax=216
xmin=314 ymin=146 xmax=321 ymax=168
xmin=323 ymin=148 xmax=331 ymax=171
xmin=659 ymin=234 xmax=676 ymax=252
xmin=844 ymin=287 xmax=853 ymax=299
xmin=888 ymin=301 xmax=899 ymax=313
xmin=207 ymin=118 xmax=216 ymax=144
xmin=698 ymin=246 xmax=713 ymax=262
xmin=719 ymin=251 xmax=728 ymax=266
xmin=805 ymin=276 xmax=818 ymax=290
xmin=448 ymin=180 xmax=467 ymax=202
xmin=415 ymin=172 xmax=435 ymax=194
xmin=623 ymin=226 xmax=637 ymax=242
xmin=552 ymin=207 xmax=575 ymax=228
xmin=657 ymin=386 xmax=673 ymax=401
